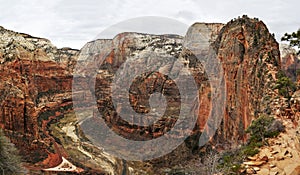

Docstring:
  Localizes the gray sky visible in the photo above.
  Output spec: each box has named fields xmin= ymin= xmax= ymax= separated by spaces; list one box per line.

xmin=1 ymin=0 xmax=299 ymax=49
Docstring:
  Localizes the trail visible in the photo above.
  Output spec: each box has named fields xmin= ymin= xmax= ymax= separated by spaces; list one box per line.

xmin=243 ymin=114 xmax=300 ymax=175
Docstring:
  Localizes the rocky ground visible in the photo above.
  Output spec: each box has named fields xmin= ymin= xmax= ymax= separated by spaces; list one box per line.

xmin=242 ymin=116 xmax=300 ymax=175
xmin=241 ymin=91 xmax=300 ymax=175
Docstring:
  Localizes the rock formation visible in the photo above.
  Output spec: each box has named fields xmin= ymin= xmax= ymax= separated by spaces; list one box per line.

xmin=0 ymin=26 xmax=78 ymax=165
xmin=280 ymin=44 xmax=300 ymax=82
xmin=212 ymin=16 xmax=281 ymax=146
xmin=0 ymin=16 xmax=286 ymax=174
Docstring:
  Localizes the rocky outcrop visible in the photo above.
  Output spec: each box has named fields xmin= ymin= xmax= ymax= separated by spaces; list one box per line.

xmin=0 ymin=26 xmax=78 ymax=167
xmin=241 ymin=116 xmax=300 ymax=175
xmin=280 ymin=44 xmax=300 ymax=82
xmin=182 ymin=22 xmax=224 ymax=134
xmin=212 ymin=16 xmax=281 ymax=146
xmin=0 ymin=16 xmax=284 ymax=174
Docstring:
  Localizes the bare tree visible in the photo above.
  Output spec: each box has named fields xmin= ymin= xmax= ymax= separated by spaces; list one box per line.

xmin=203 ymin=150 xmax=224 ymax=175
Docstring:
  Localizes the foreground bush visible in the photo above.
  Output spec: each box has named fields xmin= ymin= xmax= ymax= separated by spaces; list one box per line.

xmin=217 ymin=115 xmax=284 ymax=174
xmin=0 ymin=129 xmax=26 ymax=174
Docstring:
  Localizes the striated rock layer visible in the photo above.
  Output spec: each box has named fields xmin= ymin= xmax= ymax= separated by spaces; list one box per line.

xmin=0 ymin=26 xmax=77 ymax=164
xmin=212 ymin=17 xmax=281 ymax=146
xmin=0 ymin=16 xmax=282 ymax=174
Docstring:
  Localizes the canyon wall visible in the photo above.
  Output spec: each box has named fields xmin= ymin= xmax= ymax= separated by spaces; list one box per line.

xmin=212 ymin=17 xmax=281 ymax=146
xmin=0 ymin=16 xmax=282 ymax=174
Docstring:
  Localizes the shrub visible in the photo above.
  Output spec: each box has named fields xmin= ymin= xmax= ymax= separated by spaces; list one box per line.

xmin=275 ymin=71 xmax=297 ymax=99
xmin=241 ymin=145 xmax=260 ymax=157
xmin=218 ymin=149 xmax=244 ymax=175
xmin=246 ymin=115 xmax=284 ymax=145
xmin=0 ymin=129 xmax=26 ymax=174
xmin=218 ymin=115 xmax=284 ymax=174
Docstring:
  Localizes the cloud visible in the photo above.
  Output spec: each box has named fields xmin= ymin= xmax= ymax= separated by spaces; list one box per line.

xmin=0 ymin=0 xmax=299 ymax=49
xmin=95 ymin=16 xmax=189 ymax=39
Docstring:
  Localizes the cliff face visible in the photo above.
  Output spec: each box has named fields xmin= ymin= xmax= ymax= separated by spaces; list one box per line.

xmin=178 ymin=17 xmax=281 ymax=147
xmin=0 ymin=26 xmax=78 ymax=167
xmin=280 ymin=44 xmax=300 ymax=82
xmin=75 ymin=32 xmax=209 ymax=163
xmin=212 ymin=17 xmax=281 ymax=145
xmin=95 ymin=33 xmax=185 ymax=141
xmin=182 ymin=22 xmax=225 ymax=135
xmin=0 ymin=16 xmax=283 ymax=174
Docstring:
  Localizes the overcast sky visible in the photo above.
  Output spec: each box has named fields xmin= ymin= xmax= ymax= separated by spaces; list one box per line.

xmin=1 ymin=0 xmax=299 ymax=49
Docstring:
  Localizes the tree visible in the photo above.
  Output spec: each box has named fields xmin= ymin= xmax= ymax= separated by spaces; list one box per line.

xmin=0 ymin=129 xmax=26 ymax=174
xmin=203 ymin=150 xmax=222 ymax=175
xmin=275 ymin=71 xmax=297 ymax=99
xmin=281 ymin=29 xmax=300 ymax=55
xmin=246 ymin=115 xmax=283 ymax=146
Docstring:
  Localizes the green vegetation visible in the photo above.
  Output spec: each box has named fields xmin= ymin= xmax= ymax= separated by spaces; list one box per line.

xmin=217 ymin=115 xmax=283 ymax=174
xmin=253 ymin=34 xmax=258 ymax=47
xmin=282 ymin=29 xmax=300 ymax=55
xmin=274 ymin=71 xmax=297 ymax=99
xmin=35 ymin=89 xmax=61 ymax=104
xmin=0 ymin=129 xmax=26 ymax=174
xmin=297 ymin=69 xmax=300 ymax=78
xmin=207 ymin=92 xmax=211 ymax=100
xmin=246 ymin=115 xmax=280 ymax=145
xmin=218 ymin=142 xmax=261 ymax=174
xmin=264 ymin=51 xmax=279 ymax=66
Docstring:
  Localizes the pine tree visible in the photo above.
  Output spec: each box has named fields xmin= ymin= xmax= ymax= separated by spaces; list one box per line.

xmin=282 ymin=29 xmax=300 ymax=55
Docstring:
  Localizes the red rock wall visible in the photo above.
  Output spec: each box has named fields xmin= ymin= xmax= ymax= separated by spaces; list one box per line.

xmin=213 ymin=17 xmax=280 ymax=145
xmin=0 ymin=16 xmax=282 ymax=171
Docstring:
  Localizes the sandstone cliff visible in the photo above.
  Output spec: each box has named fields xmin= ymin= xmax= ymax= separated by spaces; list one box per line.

xmin=280 ymin=44 xmax=300 ymax=82
xmin=0 ymin=16 xmax=285 ymax=174
xmin=0 ymin=26 xmax=79 ymax=168
xmin=212 ymin=16 xmax=281 ymax=146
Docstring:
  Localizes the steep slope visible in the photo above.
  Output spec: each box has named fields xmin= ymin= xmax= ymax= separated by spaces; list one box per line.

xmin=0 ymin=16 xmax=284 ymax=174
xmin=0 ymin=26 xmax=78 ymax=165
xmin=280 ymin=44 xmax=300 ymax=82
xmin=0 ymin=26 xmax=77 ymax=135
xmin=212 ymin=16 xmax=281 ymax=146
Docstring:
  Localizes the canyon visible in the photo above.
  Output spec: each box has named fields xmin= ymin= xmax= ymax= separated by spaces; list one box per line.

xmin=0 ymin=16 xmax=299 ymax=174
